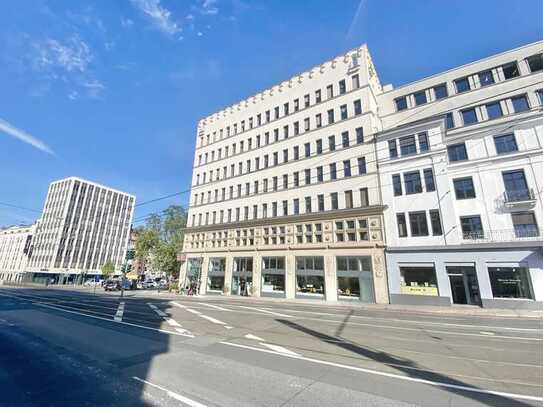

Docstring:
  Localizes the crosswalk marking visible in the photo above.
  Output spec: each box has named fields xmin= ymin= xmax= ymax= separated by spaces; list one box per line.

xmin=238 ymin=306 xmax=293 ymax=318
xmin=147 ymin=303 xmax=194 ymax=337
xmin=114 ymin=302 xmax=125 ymax=322
xmin=259 ymin=343 xmax=300 ymax=356
xmin=171 ymin=301 xmax=229 ymax=328
xmin=197 ymin=302 xmax=230 ymax=311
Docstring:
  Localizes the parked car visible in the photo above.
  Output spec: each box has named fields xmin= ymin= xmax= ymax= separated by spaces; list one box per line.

xmin=143 ymin=280 xmax=157 ymax=289
xmin=136 ymin=281 xmax=143 ymax=290
xmin=84 ymin=279 xmax=102 ymax=287
xmin=157 ymin=280 xmax=169 ymax=289
xmin=104 ymin=280 xmax=120 ymax=291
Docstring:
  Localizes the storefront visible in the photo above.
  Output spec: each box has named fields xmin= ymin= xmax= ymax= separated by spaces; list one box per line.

xmin=232 ymin=257 xmax=253 ymax=296
xmin=295 ymin=256 xmax=325 ymax=299
xmin=261 ymin=257 xmax=286 ymax=298
xmin=184 ymin=258 xmax=202 ymax=293
xmin=207 ymin=257 xmax=226 ymax=294
xmin=336 ymin=256 xmax=375 ymax=302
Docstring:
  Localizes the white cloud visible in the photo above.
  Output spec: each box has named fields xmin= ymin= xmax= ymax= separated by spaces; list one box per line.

xmin=201 ymin=0 xmax=219 ymax=15
xmin=185 ymin=14 xmax=194 ymax=20
xmin=130 ymin=0 xmax=182 ymax=35
xmin=120 ymin=16 xmax=134 ymax=27
xmin=197 ymin=31 xmax=203 ymax=36
xmin=0 ymin=118 xmax=54 ymax=155
xmin=35 ymin=35 xmax=92 ymax=73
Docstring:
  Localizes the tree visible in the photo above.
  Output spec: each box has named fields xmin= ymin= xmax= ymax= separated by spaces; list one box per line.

xmin=135 ymin=228 xmax=160 ymax=261
xmin=101 ymin=260 xmax=115 ymax=280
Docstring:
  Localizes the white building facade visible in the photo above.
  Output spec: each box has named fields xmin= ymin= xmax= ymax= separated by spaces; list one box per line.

xmin=27 ymin=177 xmax=135 ymax=283
xmin=0 ymin=224 xmax=35 ymax=282
xmin=377 ymin=41 xmax=543 ymax=309
xmin=181 ymin=46 xmax=390 ymax=304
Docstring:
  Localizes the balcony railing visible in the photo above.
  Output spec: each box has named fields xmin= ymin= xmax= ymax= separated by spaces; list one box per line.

xmin=503 ymin=188 xmax=536 ymax=204
xmin=463 ymin=228 xmax=541 ymax=243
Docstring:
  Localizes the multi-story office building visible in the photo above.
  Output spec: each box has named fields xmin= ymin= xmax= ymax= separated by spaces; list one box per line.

xmin=181 ymin=40 xmax=543 ymax=308
xmin=181 ymin=45 xmax=389 ymax=304
xmin=0 ymin=224 xmax=35 ymax=282
xmin=27 ymin=177 xmax=135 ymax=283
xmin=377 ymin=41 xmax=543 ymax=308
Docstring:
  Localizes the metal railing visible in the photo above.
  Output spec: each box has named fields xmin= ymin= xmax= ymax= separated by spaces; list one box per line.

xmin=463 ymin=228 xmax=541 ymax=243
xmin=503 ymin=188 xmax=536 ymax=204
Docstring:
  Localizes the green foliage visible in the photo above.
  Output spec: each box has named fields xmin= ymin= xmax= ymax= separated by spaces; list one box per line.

xmin=101 ymin=260 xmax=115 ymax=280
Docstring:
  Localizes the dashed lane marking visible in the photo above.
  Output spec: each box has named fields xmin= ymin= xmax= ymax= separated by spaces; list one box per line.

xmin=197 ymin=302 xmax=231 ymax=311
xmin=237 ymin=306 xmax=293 ymax=318
xmin=114 ymin=302 xmax=125 ymax=322
xmin=171 ymin=301 xmax=230 ymax=328
xmin=244 ymin=333 xmax=264 ymax=341
xmin=185 ymin=308 xmax=202 ymax=315
xmin=133 ymin=377 xmax=207 ymax=407
xmin=260 ymin=343 xmax=301 ymax=357
xmin=147 ymin=303 xmax=194 ymax=337
xmin=198 ymin=314 xmax=226 ymax=325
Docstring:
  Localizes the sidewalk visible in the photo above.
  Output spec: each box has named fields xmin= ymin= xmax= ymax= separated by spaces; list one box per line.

xmin=5 ymin=282 xmax=542 ymax=319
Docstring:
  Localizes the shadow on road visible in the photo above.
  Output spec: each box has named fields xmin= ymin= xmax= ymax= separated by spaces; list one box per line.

xmin=276 ymin=318 xmax=534 ymax=407
xmin=0 ymin=286 xmax=182 ymax=407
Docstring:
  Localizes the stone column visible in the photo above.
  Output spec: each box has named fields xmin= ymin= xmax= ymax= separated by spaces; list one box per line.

xmin=224 ymin=254 xmax=233 ymax=296
xmin=285 ymin=253 xmax=296 ymax=299
xmin=324 ymin=253 xmax=337 ymax=302
xmin=199 ymin=256 xmax=209 ymax=295
xmin=371 ymin=249 xmax=389 ymax=304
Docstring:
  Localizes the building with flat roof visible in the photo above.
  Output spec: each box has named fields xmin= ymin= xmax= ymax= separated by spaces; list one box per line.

xmin=27 ymin=177 xmax=135 ymax=283
xmin=0 ymin=224 xmax=35 ymax=283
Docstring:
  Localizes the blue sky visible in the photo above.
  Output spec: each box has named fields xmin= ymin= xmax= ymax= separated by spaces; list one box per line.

xmin=1 ymin=0 xmax=542 ymax=227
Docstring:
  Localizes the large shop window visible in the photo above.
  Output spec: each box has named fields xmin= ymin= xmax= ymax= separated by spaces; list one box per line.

xmin=232 ymin=257 xmax=253 ymax=296
xmin=488 ymin=267 xmax=534 ymax=300
xmin=207 ymin=258 xmax=226 ymax=293
xmin=262 ymin=257 xmax=286 ymax=297
xmin=336 ymin=256 xmax=375 ymax=302
xmin=400 ymin=266 xmax=439 ymax=296
xmin=185 ymin=258 xmax=203 ymax=292
xmin=296 ymin=256 xmax=325 ymax=298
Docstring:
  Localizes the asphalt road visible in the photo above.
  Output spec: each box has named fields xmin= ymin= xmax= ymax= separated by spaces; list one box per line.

xmin=1 ymin=287 xmax=543 ymax=407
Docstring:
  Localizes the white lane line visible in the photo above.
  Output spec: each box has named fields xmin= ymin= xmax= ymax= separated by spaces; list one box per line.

xmin=480 ymin=331 xmax=495 ymax=336
xmin=186 ymin=308 xmax=202 ymax=315
xmin=170 ymin=301 xmax=186 ymax=309
xmin=147 ymin=303 xmax=194 ymax=337
xmin=220 ymin=341 xmax=543 ymax=403
xmin=260 ymin=343 xmax=301 ymax=356
xmin=171 ymin=301 xmax=229 ymax=327
xmin=166 ymin=318 xmax=182 ymax=328
xmin=133 ymin=377 xmax=207 ymax=407
xmin=176 ymin=328 xmax=193 ymax=335
xmin=32 ymin=302 xmax=194 ymax=337
xmin=225 ymin=325 xmax=233 ymax=330
xmin=238 ymin=306 xmax=293 ymax=318
xmin=114 ymin=301 xmax=125 ymax=322
xmin=197 ymin=302 xmax=231 ymax=311
xmin=199 ymin=314 xmax=226 ymax=325
xmin=244 ymin=333 xmax=264 ymax=341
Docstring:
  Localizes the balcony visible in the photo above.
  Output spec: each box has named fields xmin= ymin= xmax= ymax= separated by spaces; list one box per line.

xmin=462 ymin=228 xmax=541 ymax=244
xmin=503 ymin=188 xmax=537 ymax=207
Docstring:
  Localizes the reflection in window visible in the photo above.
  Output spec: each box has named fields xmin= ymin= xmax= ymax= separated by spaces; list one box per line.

xmin=489 ymin=267 xmax=533 ymax=299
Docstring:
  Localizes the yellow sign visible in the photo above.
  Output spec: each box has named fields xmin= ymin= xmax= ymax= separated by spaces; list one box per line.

xmin=400 ymin=286 xmax=438 ymax=296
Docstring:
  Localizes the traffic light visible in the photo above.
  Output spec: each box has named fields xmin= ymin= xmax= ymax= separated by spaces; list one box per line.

xmin=126 ymin=249 xmax=135 ymax=261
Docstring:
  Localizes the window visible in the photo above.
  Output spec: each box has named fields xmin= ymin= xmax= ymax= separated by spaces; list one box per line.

xmin=304 ymin=142 xmax=310 ymax=158
xmin=283 ymin=125 xmax=289 ymax=139
xmin=342 ymin=131 xmax=349 ymax=148
xmin=264 ymin=155 xmax=269 ymax=168
xmin=429 ymin=210 xmax=443 ymax=236
xmin=317 ymin=166 xmax=323 ymax=182
xmin=489 ymin=267 xmax=533 ymax=299
xmin=409 ymin=211 xmax=429 ymax=236
xmin=434 ymin=83 xmax=448 ymax=99
xmin=455 ymin=77 xmax=470 ymax=93
xmin=526 ymin=53 xmax=543 ymax=73
xmin=283 ymin=174 xmax=288 ymax=189
xmin=293 ymin=146 xmax=299 ymax=160
xmin=305 ymin=169 xmax=311 ymax=185
xmin=460 ymin=216 xmax=484 ymax=239
xmin=340 ymin=104 xmax=348 ymax=120
xmin=461 ymin=108 xmax=478 ymax=125
xmin=244 ymin=206 xmax=249 ymax=220
xmin=478 ymin=70 xmax=494 ymax=87
xmin=274 ymin=106 xmax=279 ymax=119
xmin=503 ymin=170 xmax=530 ymax=201
xmin=388 ymin=139 xmax=398 ymax=158
xmin=400 ymin=266 xmax=438 ymax=295
xmin=538 ymin=89 xmax=543 ymax=105
xmin=418 ymin=132 xmax=429 ymax=152
xmin=339 ymin=79 xmax=346 ymax=94
xmin=395 ymin=96 xmax=407 ymax=111
xmin=305 ymin=197 xmax=312 ymax=213
xmin=354 ymin=99 xmax=362 ymax=115
xmin=345 ymin=190 xmax=353 ymax=209
xmin=494 ymin=134 xmax=517 ymax=154
xmin=304 ymin=94 xmax=310 ymax=108
xmin=315 ymin=90 xmax=322 ymax=103
xmin=293 ymin=172 xmax=299 ymax=187
xmin=448 ymin=143 xmax=468 ymax=162
xmin=446 ymin=112 xmax=455 ymax=129
xmin=316 ymin=139 xmax=323 ymax=154
xmin=352 ymin=74 xmax=360 ymax=89
xmin=282 ymin=200 xmax=288 ymax=216
xmin=502 ymin=62 xmax=519 ymax=79
xmin=512 ymin=212 xmax=539 ymax=238
xmin=399 ymin=135 xmax=417 ymax=156
xmin=283 ymin=149 xmax=288 ymax=163
xmin=329 ymin=135 xmax=336 ymax=151
xmin=511 ymin=95 xmax=529 ymax=113
xmin=261 ymin=257 xmax=285 ymax=295
xmin=272 ymin=202 xmax=277 ymax=217
xmin=296 ymin=256 xmax=325 ymax=297
xmin=327 ymin=109 xmax=335 ymax=124
xmin=330 ymin=163 xmax=337 ymax=180
xmin=397 ymin=213 xmax=407 ymax=237
xmin=273 ymin=176 xmax=278 ymax=191
xmin=294 ymin=99 xmax=299 ymax=112
xmin=414 ymin=90 xmax=427 ymax=106
xmin=357 ymin=157 xmax=366 ymax=174
xmin=318 ymin=194 xmax=324 ymax=211
xmin=273 ymin=152 xmax=278 ymax=166
xmin=326 ymin=84 xmax=333 ymax=99
xmin=392 ymin=174 xmax=402 ymax=196
xmin=283 ymin=102 xmax=289 ymax=116
xmin=423 ymin=168 xmax=435 ymax=192
xmin=453 ymin=177 xmax=476 ymax=199
xmin=343 ymin=160 xmax=351 ymax=177
xmin=315 ymin=114 xmax=322 ymax=128
xmin=293 ymin=199 xmax=299 ymax=215
xmin=356 ymin=127 xmax=364 ymax=144
xmin=355 ymin=189 xmax=367 ymax=208
xmin=486 ymin=101 xmax=503 ymax=120
xmin=304 ymin=118 xmax=310 ymax=131
xmin=331 ymin=192 xmax=338 ymax=210
xmin=404 ymin=171 xmax=422 ymax=194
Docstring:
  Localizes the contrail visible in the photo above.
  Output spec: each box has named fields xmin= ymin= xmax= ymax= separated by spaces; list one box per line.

xmin=0 ymin=118 xmax=55 ymax=155
xmin=345 ymin=0 xmax=366 ymax=42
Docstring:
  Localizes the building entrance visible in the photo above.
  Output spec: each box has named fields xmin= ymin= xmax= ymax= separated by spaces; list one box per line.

xmin=446 ymin=266 xmax=481 ymax=305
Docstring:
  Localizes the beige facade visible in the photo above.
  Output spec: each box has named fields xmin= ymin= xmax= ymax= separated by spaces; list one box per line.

xmin=0 ymin=224 xmax=35 ymax=282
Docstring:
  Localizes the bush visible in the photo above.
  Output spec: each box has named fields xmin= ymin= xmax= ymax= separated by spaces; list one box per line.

xmin=169 ymin=281 xmax=179 ymax=292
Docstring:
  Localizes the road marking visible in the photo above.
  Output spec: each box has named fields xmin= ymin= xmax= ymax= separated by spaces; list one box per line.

xmin=147 ymin=303 xmax=194 ymax=337
xmin=198 ymin=314 xmax=226 ymax=325
xmin=31 ymin=302 xmax=194 ymax=337
xmin=219 ymin=341 xmax=543 ymax=403
xmin=225 ymin=325 xmax=233 ymax=329
xmin=480 ymin=331 xmax=495 ymax=336
xmin=238 ymin=306 xmax=293 ymax=318
xmin=176 ymin=328 xmax=193 ymax=335
xmin=166 ymin=318 xmax=181 ymax=327
xmin=197 ymin=302 xmax=230 ymax=311
xmin=244 ymin=333 xmax=264 ymax=341
xmin=171 ymin=301 xmax=229 ymax=327
xmin=260 ymin=343 xmax=301 ymax=356
xmin=132 ymin=377 xmax=207 ymax=407
xmin=114 ymin=302 xmax=125 ymax=322
xmin=186 ymin=308 xmax=202 ymax=315
xmin=170 ymin=301 xmax=186 ymax=309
